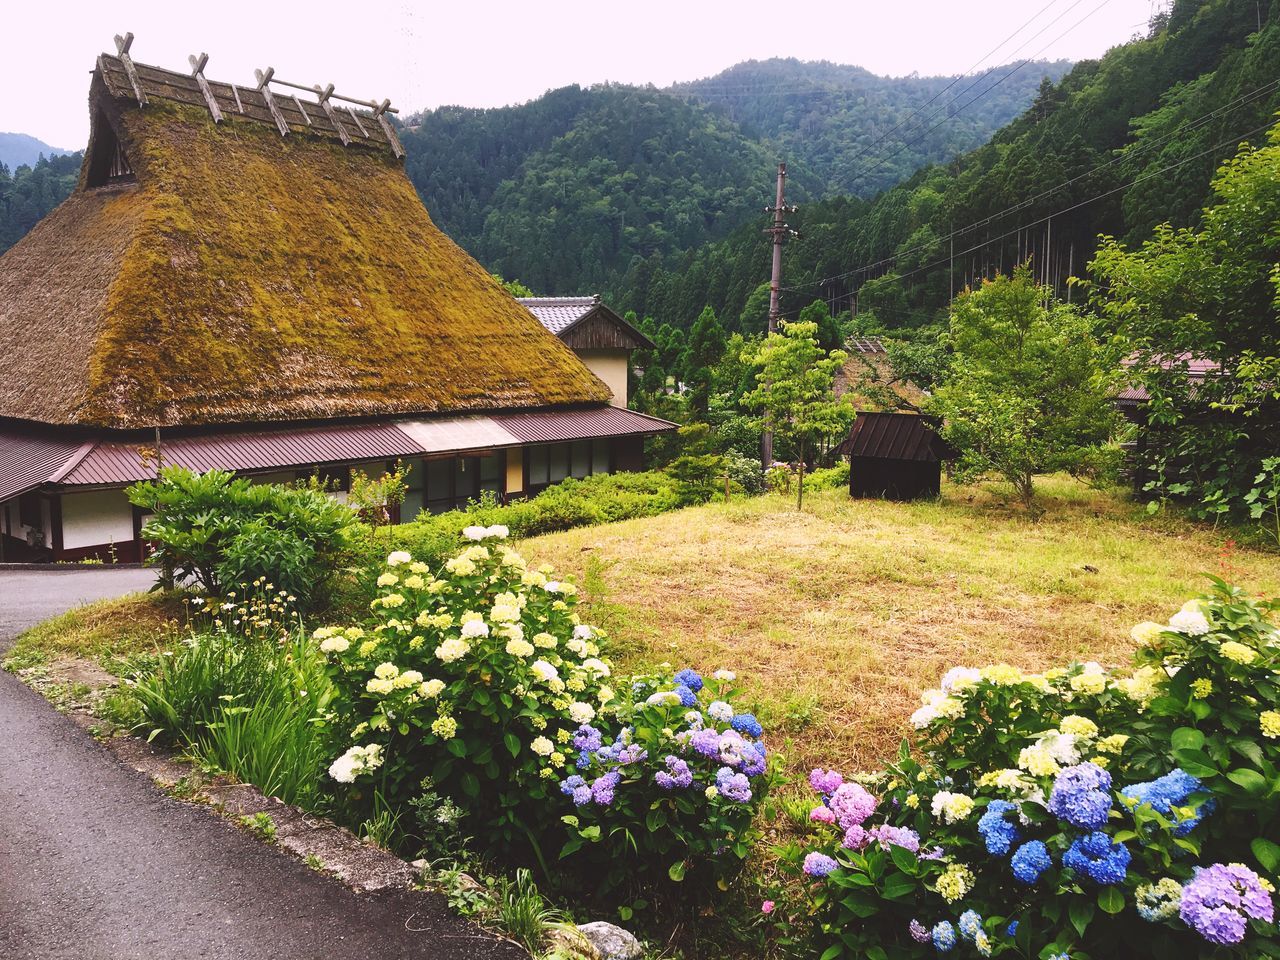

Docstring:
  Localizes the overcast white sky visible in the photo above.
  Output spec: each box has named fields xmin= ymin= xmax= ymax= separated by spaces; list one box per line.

xmin=3 ymin=0 xmax=1160 ymax=149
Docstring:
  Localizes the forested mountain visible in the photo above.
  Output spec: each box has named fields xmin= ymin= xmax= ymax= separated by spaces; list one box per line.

xmin=617 ymin=0 xmax=1280 ymax=334
xmin=0 ymin=132 xmax=69 ymax=171
xmin=399 ymin=60 xmax=1066 ymax=294
xmin=671 ymin=58 xmax=1072 ymax=197
xmin=0 ymin=152 xmax=80 ymax=253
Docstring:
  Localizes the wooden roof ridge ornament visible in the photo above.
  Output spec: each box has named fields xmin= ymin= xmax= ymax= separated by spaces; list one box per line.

xmin=254 ymin=67 xmax=291 ymax=137
xmin=113 ymin=33 xmax=148 ymax=106
xmin=344 ymin=105 xmax=369 ymax=138
xmin=291 ymin=95 xmax=314 ymax=126
xmin=188 ymin=53 xmax=223 ymax=123
xmin=372 ymin=99 xmax=404 ymax=159
xmin=312 ymin=84 xmax=350 ymax=145
xmin=230 ymin=84 xmax=245 ymax=114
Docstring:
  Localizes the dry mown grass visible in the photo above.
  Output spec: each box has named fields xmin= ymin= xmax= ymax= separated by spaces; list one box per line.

xmin=5 ymin=592 xmax=185 ymax=668
xmin=521 ymin=477 xmax=1278 ymax=775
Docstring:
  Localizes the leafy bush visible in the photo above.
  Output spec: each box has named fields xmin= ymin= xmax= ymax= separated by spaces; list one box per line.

xmin=128 ymin=587 xmax=333 ymax=807
xmin=806 ymin=462 xmax=850 ymax=491
xmin=775 ymin=580 xmax=1280 ymax=959
xmin=381 ymin=471 xmax=689 ymax=571
xmin=318 ymin=530 xmax=773 ymax=901
xmin=127 ymin=467 xmax=358 ymax=609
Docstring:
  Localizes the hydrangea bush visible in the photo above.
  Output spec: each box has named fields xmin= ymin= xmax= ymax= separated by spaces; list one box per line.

xmin=317 ymin=525 xmax=618 ymax=864
xmin=777 ymin=580 xmax=1280 ymax=959
xmin=318 ymin=528 xmax=773 ymax=897
xmin=560 ymin=667 xmax=777 ymax=896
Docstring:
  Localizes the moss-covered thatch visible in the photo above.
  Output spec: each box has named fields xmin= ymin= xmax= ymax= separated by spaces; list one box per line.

xmin=0 ymin=56 xmax=610 ymax=429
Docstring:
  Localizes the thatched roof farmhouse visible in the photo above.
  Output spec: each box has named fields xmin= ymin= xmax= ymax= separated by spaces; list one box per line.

xmin=0 ymin=37 xmax=672 ymax=561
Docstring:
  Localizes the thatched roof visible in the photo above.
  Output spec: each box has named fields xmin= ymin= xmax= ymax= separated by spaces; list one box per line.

xmin=0 ymin=49 xmax=611 ymax=429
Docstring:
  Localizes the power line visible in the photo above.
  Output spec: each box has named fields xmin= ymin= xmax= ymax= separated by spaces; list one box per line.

xmin=836 ymin=115 xmax=1278 ymax=294
xmin=834 ymin=0 xmax=1081 ymax=178
xmin=780 ymin=74 xmax=1280 ymax=293
xmin=842 ymin=0 xmax=1112 ymax=192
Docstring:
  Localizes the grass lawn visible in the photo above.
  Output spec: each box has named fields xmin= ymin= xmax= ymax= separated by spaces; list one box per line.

xmin=3 ymin=592 xmax=185 ymax=671
xmin=521 ymin=476 xmax=1279 ymax=775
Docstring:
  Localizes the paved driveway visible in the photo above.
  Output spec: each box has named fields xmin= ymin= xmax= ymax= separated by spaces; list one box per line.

xmin=0 ymin=567 xmax=159 ymax=650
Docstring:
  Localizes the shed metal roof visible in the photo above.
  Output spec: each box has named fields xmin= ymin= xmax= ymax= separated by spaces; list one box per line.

xmin=838 ymin=412 xmax=954 ymax=462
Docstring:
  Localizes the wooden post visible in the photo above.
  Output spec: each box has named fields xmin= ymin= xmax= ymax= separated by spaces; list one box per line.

xmin=254 ymin=67 xmax=290 ymax=137
xmin=189 ymin=53 xmax=223 ymax=123
xmin=114 ymin=33 xmax=148 ymax=106
xmin=344 ymin=105 xmax=369 ymax=138
xmin=313 ymin=85 xmax=351 ymax=146
xmin=291 ymin=96 xmax=313 ymax=126
xmin=372 ymin=98 xmax=405 ymax=159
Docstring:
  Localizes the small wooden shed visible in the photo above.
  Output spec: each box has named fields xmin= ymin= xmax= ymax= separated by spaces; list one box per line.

xmin=837 ymin=412 xmax=955 ymax=501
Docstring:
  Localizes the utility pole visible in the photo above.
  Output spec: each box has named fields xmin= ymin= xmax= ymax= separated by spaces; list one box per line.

xmin=762 ymin=161 xmax=797 ymax=470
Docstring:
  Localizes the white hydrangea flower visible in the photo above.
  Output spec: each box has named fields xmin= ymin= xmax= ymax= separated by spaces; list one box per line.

xmin=420 ymin=678 xmax=446 ymax=698
xmin=531 ymin=659 xmax=559 ymax=683
xmin=1169 ymin=609 xmax=1211 ymax=636
xmin=374 ymin=662 xmax=399 ymax=680
xmin=328 ymin=744 xmax=383 ymax=783
xmin=506 ymin=638 xmax=535 ymax=657
xmin=544 ymin=581 xmax=563 ymax=593
xmin=460 ymin=618 xmax=490 ymax=639
xmin=941 ymin=666 xmax=981 ymax=692
xmin=462 ymin=525 xmax=487 ymax=541
xmin=930 ymin=791 xmax=975 ymax=823
xmin=435 ymin=637 xmax=470 ymax=663
xmin=573 ymin=624 xmax=594 ymax=640
xmin=376 ymin=572 xmax=399 ymax=587
xmin=485 ymin=524 xmax=509 ymax=539
xmin=386 ymin=551 xmax=412 ymax=567
xmin=708 ymin=700 xmax=734 ymax=722
xmin=319 ymin=636 xmax=350 ymax=654
xmin=568 ymin=701 xmax=596 ymax=724
xmin=580 ymin=657 xmax=610 ymax=676
xmin=530 ymin=736 xmax=554 ymax=756
xmin=712 ymin=669 xmax=736 ymax=682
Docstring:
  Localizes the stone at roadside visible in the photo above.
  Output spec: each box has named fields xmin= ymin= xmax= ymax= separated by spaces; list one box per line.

xmin=545 ymin=925 xmax=601 ymax=960
xmin=576 ymin=922 xmax=642 ymax=960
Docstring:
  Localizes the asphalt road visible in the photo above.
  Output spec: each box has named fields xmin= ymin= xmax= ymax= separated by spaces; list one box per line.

xmin=0 ymin=567 xmax=159 ymax=650
xmin=0 ymin=569 xmax=523 ymax=959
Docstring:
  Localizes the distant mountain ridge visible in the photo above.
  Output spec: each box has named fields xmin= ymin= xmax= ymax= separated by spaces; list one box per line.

xmin=0 ymin=132 xmax=71 ymax=171
xmin=400 ymin=57 xmax=1068 ymax=295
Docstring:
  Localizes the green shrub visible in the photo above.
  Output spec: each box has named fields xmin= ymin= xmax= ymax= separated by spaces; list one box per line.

xmin=127 ymin=467 xmax=358 ymax=609
xmin=381 ymin=471 xmax=689 ymax=572
xmin=128 ymin=590 xmax=334 ymax=807
xmin=806 ymin=461 xmax=850 ymax=491
xmin=773 ymin=580 xmax=1280 ymax=959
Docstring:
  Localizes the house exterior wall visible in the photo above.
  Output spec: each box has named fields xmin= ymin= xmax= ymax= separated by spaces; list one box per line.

xmin=60 ymin=488 xmax=135 ymax=550
xmin=575 ymin=350 xmax=630 ymax=405
xmin=505 ymin=448 xmax=523 ymax=496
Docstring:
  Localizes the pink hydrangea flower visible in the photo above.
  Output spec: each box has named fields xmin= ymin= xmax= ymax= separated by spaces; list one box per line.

xmin=761 ymin=900 xmax=775 ymax=915
xmin=842 ymin=824 xmax=870 ymax=849
xmin=809 ymin=805 xmax=837 ymax=824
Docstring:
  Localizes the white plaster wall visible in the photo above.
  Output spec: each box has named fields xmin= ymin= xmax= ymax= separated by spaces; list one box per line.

xmin=61 ymin=489 xmax=135 ymax=550
xmin=577 ymin=350 xmax=630 ymax=404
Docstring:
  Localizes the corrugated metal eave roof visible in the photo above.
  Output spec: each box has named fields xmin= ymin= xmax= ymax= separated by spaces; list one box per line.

xmin=0 ymin=433 xmax=85 ymax=501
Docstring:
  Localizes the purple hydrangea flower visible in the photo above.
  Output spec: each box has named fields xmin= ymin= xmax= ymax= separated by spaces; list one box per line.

xmin=740 ymin=741 xmax=768 ymax=777
xmin=654 ymin=755 xmax=693 ymax=790
xmin=809 ymin=768 xmax=844 ymax=795
xmin=1048 ymin=763 xmax=1113 ymax=831
xmin=572 ymin=724 xmax=603 ymax=753
xmin=715 ymin=766 xmax=753 ymax=803
xmin=590 ymin=771 xmax=621 ymax=806
xmin=673 ymin=668 xmax=704 ymax=692
xmin=560 ymin=775 xmax=592 ymax=806
xmin=689 ymin=728 xmax=722 ymax=759
xmin=1063 ymin=831 xmax=1130 ymax=885
xmin=867 ymin=823 xmax=921 ymax=854
xmin=841 ymin=825 xmax=869 ymax=850
xmin=1011 ymin=840 xmax=1052 ymax=884
xmin=909 ymin=919 xmax=930 ymax=943
xmin=828 ymin=781 xmax=877 ymax=831
xmin=802 ymin=852 xmax=838 ymax=877
xmin=1180 ymin=863 xmax=1275 ymax=945
xmin=731 ymin=713 xmax=763 ymax=737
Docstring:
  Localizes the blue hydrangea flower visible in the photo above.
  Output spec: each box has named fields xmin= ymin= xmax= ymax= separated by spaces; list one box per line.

xmin=560 ymin=775 xmax=591 ymax=806
xmin=1048 ymin=763 xmax=1113 ymax=830
xmin=1064 ymin=831 xmax=1131 ymax=885
xmin=1011 ymin=840 xmax=1052 ymax=884
xmin=978 ymin=799 xmax=1021 ymax=855
xmin=673 ymin=668 xmax=704 ymax=692
xmin=1121 ymin=768 xmax=1210 ymax=836
xmin=802 ymin=851 xmax=838 ymax=877
xmin=671 ymin=684 xmax=698 ymax=708
xmin=731 ymin=713 xmax=763 ymax=737
xmin=958 ymin=910 xmax=983 ymax=941
xmin=932 ymin=921 xmax=957 ymax=952
xmin=1006 ymin=921 xmax=1018 ymax=937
